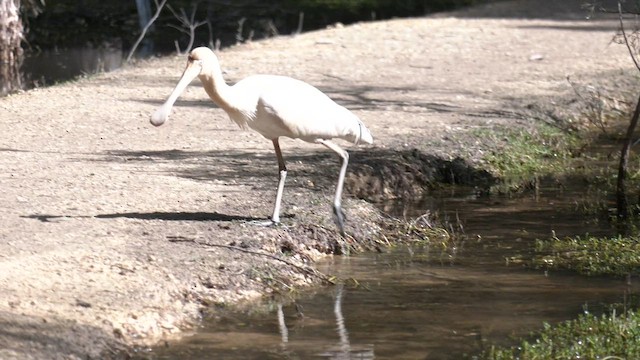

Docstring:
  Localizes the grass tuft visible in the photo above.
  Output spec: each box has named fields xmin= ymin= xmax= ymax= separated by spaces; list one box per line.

xmin=533 ymin=233 xmax=640 ymax=277
xmin=478 ymin=125 xmax=582 ymax=192
xmin=381 ymin=211 xmax=460 ymax=248
xmin=481 ymin=310 xmax=640 ymax=360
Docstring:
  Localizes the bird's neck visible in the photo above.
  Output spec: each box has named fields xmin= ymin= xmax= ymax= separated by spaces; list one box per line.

xmin=199 ymin=70 xmax=238 ymax=114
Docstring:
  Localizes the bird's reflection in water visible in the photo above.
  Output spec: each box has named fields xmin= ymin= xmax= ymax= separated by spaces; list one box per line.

xmin=277 ymin=284 xmax=375 ymax=359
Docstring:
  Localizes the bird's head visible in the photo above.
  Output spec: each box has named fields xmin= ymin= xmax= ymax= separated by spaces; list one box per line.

xmin=150 ymin=47 xmax=219 ymax=127
xmin=186 ymin=47 xmax=220 ymax=76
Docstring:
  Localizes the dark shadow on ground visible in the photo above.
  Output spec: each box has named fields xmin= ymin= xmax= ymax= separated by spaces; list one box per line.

xmin=0 ymin=148 xmax=29 ymax=152
xmin=99 ymin=147 xmax=497 ymax=202
xmin=135 ymin=82 xmax=451 ymax=114
xmin=95 ymin=211 xmax=264 ymax=222
xmin=318 ymin=84 xmax=463 ymax=113
xmin=0 ymin=311 xmax=128 ymax=359
xmin=135 ymin=96 xmax=217 ymax=108
xmin=451 ymin=0 xmax=621 ymax=23
xmin=22 ymin=212 xmax=269 ymax=223
xmin=138 ymin=79 xmax=551 ymax=130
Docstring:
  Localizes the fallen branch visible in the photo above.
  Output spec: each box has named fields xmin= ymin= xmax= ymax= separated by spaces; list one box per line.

xmin=205 ymin=243 xmax=333 ymax=283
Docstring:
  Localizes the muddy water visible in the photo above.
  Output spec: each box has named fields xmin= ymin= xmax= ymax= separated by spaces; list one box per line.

xmin=22 ymin=47 xmax=124 ymax=89
xmin=140 ymin=186 xmax=637 ymax=359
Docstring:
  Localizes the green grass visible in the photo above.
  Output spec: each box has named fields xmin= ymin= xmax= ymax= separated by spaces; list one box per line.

xmin=480 ymin=310 xmax=640 ymax=360
xmin=478 ymin=125 xmax=583 ymax=191
xmin=533 ymin=233 xmax=640 ymax=277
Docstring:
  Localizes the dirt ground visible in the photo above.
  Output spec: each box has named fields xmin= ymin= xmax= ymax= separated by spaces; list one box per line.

xmin=0 ymin=0 xmax=636 ymax=358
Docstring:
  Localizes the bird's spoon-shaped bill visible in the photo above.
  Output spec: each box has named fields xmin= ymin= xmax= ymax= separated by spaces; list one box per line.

xmin=150 ymin=63 xmax=201 ymax=127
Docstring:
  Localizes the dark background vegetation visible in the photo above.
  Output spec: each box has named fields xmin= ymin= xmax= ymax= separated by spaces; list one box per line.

xmin=24 ymin=0 xmax=480 ymax=53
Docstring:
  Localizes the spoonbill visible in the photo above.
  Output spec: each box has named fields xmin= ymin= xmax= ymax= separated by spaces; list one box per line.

xmin=151 ymin=47 xmax=373 ymax=235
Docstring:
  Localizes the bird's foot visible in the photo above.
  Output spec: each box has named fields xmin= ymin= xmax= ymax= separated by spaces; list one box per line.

xmin=246 ymin=219 xmax=289 ymax=230
xmin=248 ymin=219 xmax=275 ymax=227
xmin=332 ymin=206 xmax=346 ymax=236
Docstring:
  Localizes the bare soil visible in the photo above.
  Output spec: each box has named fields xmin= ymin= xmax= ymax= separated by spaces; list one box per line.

xmin=0 ymin=0 xmax=635 ymax=358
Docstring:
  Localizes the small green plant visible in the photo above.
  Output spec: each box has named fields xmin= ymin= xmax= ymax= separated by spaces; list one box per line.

xmin=534 ymin=233 xmax=640 ymax=277
xmin=480 ymin=310 xmax=640 ymax=359
xmin=478 ymin=125 xmax=583 ymax=191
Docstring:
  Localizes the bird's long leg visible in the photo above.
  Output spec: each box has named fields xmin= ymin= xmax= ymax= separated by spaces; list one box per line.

xmin=271 ymin=138 xmax=287 ymax=224
xmin=316 ymin=139 xmax=348 ymax=236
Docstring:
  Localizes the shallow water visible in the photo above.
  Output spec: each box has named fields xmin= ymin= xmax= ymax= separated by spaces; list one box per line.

xmin=22 ymin=47 xmax=124 ymax=89
xmin=139 ymin=186 xmax=636 ymax=359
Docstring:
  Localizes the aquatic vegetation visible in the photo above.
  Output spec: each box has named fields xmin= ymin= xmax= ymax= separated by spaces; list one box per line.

xmin=478 ymin=125 xmax=583 ymax=192
xmin=534 ymin=233 xmax=640 ymax=277
xmin=380 ymin=210 xmax=463 ymax=252
xmin=480 ymin=310 xmax=640 ymax=360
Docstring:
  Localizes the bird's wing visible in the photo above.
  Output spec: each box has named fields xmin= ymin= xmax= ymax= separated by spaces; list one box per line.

xmin=252 ymin=76 xmax=361 ymax=143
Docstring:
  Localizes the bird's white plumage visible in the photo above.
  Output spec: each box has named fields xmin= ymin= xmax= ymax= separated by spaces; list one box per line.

xmin=227 ymin=74 xmax=366 ymax=143
xmin=150 ymin=47 xmax=373 ymax=234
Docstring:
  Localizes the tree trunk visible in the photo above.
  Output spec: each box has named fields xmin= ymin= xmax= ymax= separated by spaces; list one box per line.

xmin=0 ymin=0 xmax=23 ymax=96
xmin=616 ymin=92 xmax=640 ymax=220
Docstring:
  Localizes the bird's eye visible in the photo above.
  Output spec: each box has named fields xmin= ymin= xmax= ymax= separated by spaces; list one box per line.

xmin=188 ymin=55 xmax=195 ymax=62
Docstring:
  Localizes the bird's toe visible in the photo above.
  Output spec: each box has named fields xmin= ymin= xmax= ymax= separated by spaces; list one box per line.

xmin=247 ymin=219 xmax=276 ymax=227
xmin=246 ymin=219 xmax=289 ymax=230
xmin=332 ymin=206 xmax=346 ymax=236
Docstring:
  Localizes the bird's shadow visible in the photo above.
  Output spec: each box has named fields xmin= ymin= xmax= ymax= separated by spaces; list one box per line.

xmin=22 ymin=211 xmax=271 ymax=223
xmin=95 ymin=211 xmax=263 ymax=222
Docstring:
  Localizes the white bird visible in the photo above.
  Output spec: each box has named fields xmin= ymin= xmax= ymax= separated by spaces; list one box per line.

xmin=151 ymin=47 xmax=373 ymax=235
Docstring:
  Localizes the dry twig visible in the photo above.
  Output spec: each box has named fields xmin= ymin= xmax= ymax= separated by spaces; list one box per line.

xmin=167 ymin=3 xmax=208 ymax=55
xmin=167 ymin=236 xmax=334 ymax=284
xmin=127 ymin=0 xmax=167 ymax=63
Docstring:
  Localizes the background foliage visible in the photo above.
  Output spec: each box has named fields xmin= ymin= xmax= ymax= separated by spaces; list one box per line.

xmin=24 ymin=0 xmax=480 ymax=52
